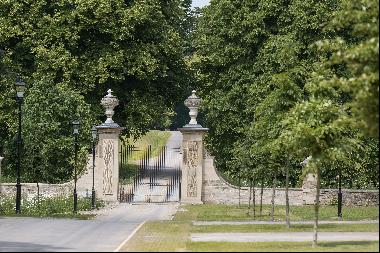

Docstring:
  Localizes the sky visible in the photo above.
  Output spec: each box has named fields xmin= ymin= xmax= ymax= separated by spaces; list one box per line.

xmin=191 ymin=0 xmax=210 ymax=8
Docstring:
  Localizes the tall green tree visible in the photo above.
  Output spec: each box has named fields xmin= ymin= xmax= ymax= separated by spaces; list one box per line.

xmin=0 ymin=0 xmax=192 ymax=182
xmin=192 ymin=0 xmax=339 ymax=187
xmin=2 ymin=79 xmax=93 ymax=184
xmin=0 ymin=0 xmax=191 ymax=137
xmin=280 ymin=0 xmax=379 ymax=246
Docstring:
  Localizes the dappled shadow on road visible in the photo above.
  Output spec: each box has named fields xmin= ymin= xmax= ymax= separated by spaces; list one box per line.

xmin=0 ymin=241 xmax=70 ymax=252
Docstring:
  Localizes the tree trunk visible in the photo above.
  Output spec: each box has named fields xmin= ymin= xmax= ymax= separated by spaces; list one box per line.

xmin=285 ymin=166 xmax=290 ymax=229
xmin=260 ymin=178 xmax=264 ymax=220
xmin=313 ymin=166 xmax=321 ymax=248
xmin=270 ymin=173 xmax=276 ymax=222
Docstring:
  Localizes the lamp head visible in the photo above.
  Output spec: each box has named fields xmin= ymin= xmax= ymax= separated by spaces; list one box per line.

xmin=72 ymin=120 xmax=80 ymax=135
xmin=91 ymin=126 xmax=97 ymax=140
xmin=15 ymin=77 xmax=27 ymax=98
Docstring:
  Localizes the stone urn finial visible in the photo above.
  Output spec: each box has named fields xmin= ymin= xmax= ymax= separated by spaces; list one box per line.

xmin=184 ymin=90 xmax=202 ymax=126
xmin=101 ymin=89 xmax=119 ymax=124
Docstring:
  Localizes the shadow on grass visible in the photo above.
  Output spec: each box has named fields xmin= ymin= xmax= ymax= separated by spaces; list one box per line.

xmin=319 ymin=241 xmax=376 ymax=247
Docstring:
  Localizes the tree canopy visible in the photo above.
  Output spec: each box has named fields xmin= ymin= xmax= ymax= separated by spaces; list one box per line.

xmin=192 ymin=0 xmax=378 ymax=188
xmin=0 ymin=0 xmax=192 ymax=182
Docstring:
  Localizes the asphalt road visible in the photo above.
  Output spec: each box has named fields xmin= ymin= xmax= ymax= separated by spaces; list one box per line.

xmin=0 ymin=203 xmax=178 ymax=252
xmin=0 ymin=131 xmax=182 ymax=252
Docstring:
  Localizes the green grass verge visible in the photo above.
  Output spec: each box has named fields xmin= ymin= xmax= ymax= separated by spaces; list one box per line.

xmin=192 ymin=223 xmax=379 ymax=233
xmin=121 ymin=221 xmax=190 ymax=252
xmin=122 ymin=130 xmax=171 ymax=161
xmin=119 ymin=130 xmax=171 ymax=184
xmin=174 ymin=204 xmax=379 ymax=222
xmin=121 ymin=221 xmax=379 ymax=252
xmin=187 ymin=241 xmax=379 ymax=252
xmin=121 ymin=205 xmax=379 ymax=252
xmin=0 ymin=194 xmax=104 ymax=219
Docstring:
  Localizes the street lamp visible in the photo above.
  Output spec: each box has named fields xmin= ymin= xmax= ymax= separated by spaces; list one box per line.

xmin=15 ymin=77 xmax=27 ymax=214
xmin=91 ymin=126 xmax=97 ymax=209
xmin=72 ymin=120 xmax=80 ymax=213
xmin=338 ymin=168 xmax=343 ymax=220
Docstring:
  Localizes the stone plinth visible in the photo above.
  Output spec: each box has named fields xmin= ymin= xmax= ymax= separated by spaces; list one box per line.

xmin=302 ymin=173 xmax=317 ymax=205
xmin=95 ymin=125 xmax=123 ymax=202
xmin=178 ymin=127 xmax=208 ymax=204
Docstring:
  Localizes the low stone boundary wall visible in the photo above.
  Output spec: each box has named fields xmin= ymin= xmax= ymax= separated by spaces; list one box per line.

xmin=319 ymin=189 xmax=379 ymax=206
xmin=202 ymin=157 xmax=379 ymax=206
xmin=0 ymin=155 xmax=98 ymax=200
xmin=0 ymin=182 xmax=73 ymax=200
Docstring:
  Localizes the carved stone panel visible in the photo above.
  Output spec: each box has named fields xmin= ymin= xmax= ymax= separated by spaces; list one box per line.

xmin=186 ymin=141 xmax=199 ymax=197
xmin=103 ymin=139 xmax=114 ymax=195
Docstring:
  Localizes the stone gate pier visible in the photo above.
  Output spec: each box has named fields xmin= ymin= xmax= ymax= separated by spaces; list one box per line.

xmin=178 ymin=91 xmax=208 ymax=204
xmin=92 ymin=90 xmax=123 ymax=203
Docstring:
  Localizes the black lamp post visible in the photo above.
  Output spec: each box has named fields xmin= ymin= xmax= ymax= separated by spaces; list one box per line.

xmin=72 ymin=120 xmax=80 ymax=213
xmin=91 ymin=126 xmax=97 ymax=209
xmin=15 ymin=77 xmax=26 ymax=215
xmin=338 ymin=168 xmax=343 ymax=220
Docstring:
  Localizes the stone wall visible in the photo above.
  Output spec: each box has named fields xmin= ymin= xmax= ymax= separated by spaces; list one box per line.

xmin=0 ymin=155 xmax=96 ymax=200
xmin=0 ymin=182 xmax=73 ymax=200
xmin=202 ymin=156 xmax=379 ymax=206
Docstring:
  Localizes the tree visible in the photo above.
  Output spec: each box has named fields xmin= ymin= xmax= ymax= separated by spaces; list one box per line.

xmin=192 ymin=0 xmax=339 ymax=201
xmin=0 ymin=0 xmax=191 ymax=139
xmin=280 ymin=88 xmax=356 ymax=247
xmin=279 ymin=0 xmax=379 ymax=246
xmin=0 ymin=0 xmax=192 ymax=182
xmin=322 ymin=0 xmax=379 ymax=138
xmin=2 ymin=78 xmax=94 ymax=183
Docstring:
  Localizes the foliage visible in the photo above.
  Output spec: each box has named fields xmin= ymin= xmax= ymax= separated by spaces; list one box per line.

xmin=0 ymin=0 xmax=192 ymax=182
xmin=192 ymin=0 xmax=341 ymax=187
xmin=193 ymin=0 xmax=378 ymax=189
xmin=0 ymin=194 xmax=104 ymax=218
xmin=0 ymin=0 xmax=192 ymax=136
xmin=2 ymin=79 xmax=94 ymax=183
xmin=322 ymin=0 xmax=379 ymax=138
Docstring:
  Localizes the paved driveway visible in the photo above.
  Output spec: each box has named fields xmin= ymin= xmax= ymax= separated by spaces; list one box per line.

xmin=0 ymin=203 xmax=178 ymax=252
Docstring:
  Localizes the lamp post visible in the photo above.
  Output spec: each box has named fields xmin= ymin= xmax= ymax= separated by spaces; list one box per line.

xmin=15 ymin=77 xmax=26 ymax=214
xmin=72 ymin=120 xmax=80 ymax=213
xmin=91 ymin=126 xmax=97 ymax=209
xmin=338 ymin=168 xmax=343 ymax=220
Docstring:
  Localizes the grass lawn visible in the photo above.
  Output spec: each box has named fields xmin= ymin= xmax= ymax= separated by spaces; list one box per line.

xmin=192 ymin=223 xmax=380 ymax=233
xmin=119 ymin=130 xmax=172 ymax=184
xmin=121 ymin=221 xmax=379 ymax=252
xmin=122 ymin=130 xmax=171 ymax=161
xmin=188 ymin=241 xmax=380 ymax=252
xmin=121 ymin=204 xmax=379 ymax=252
xmin=174 ymin=204 xmax=379 ymax=222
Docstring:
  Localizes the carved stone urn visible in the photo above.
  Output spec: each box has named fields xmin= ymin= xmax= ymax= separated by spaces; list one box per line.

xmin=184 ymin=90 xmax=202 ymax=127
xmin=101 ymin=89 xmax=119 ymax=125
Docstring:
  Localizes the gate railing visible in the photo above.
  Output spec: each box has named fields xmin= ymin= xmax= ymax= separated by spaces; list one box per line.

xmin=119 ymin=144 xmax=181 ymax=203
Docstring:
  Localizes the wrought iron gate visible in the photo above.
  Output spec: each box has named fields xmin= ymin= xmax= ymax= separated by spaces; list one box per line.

xmin=119 ymin=144 xmax=182 ymax=203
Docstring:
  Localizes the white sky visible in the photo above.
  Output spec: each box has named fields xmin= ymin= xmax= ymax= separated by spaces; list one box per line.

xmin=192 ymin=0 xmax=210 ymax=8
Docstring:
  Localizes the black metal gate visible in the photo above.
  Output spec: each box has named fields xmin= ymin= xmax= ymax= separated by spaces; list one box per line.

xmin=119 ymin=144 xmax=181 ymax=203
